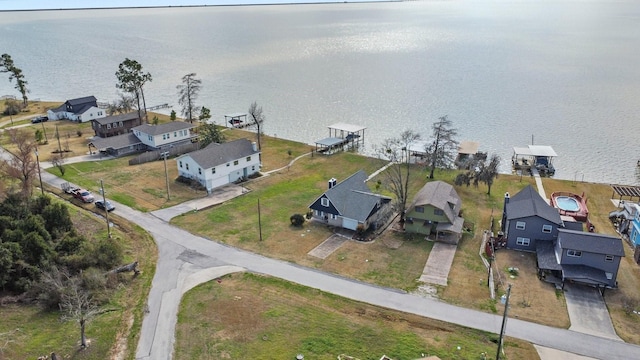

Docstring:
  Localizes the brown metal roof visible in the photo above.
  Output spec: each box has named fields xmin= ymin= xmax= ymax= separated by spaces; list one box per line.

xmin=611 ymin=185 xmax=640 ymax=198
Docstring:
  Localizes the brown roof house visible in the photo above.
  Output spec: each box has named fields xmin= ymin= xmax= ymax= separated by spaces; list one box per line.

xmin=404 ymin=181 xmax=464 ymax=244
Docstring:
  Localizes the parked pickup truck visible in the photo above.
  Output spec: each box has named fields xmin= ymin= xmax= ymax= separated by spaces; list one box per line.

xmin=61 ymin=182 xmax=95 ymax=203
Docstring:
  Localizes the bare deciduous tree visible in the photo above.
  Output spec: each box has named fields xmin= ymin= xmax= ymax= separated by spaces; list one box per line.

xmin=0 ymin=129 xmax=38 ymax=198
xmin=177 ymin=73 xmax=202 ymax=123
xmin=248 ymin=101 xmax=265 ymax=150
xmin=374 ymin=130 xmax=421 ymax=223
xmin=51 ymin=153 xmax=66 ymax=176
xmin=425 ymin=115 xmax=458 ymax=179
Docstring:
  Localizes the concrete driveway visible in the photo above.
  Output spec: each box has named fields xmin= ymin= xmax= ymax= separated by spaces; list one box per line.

xmin=564 ymin=283 xmax=622 ymax=341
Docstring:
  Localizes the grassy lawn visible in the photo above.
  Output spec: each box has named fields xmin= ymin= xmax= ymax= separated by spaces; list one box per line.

xmin=0 ymin=100 xmax=60 ymax=127
xmin=0 ymin=199 xmax=157 ymax=359
xmin=175 ymin=272 xmax=539 ymax=360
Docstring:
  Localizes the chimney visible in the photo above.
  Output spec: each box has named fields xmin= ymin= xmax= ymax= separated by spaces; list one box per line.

xmin=500 ymin=192 xmax=510 ymax=233
xmin=328 ymin=178 xmax=337 ymax=189
xmin=251 ymin=142 xmax=258 ymax=152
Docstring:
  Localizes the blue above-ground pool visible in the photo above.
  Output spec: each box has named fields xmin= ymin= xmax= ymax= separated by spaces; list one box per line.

xmin=554 ymin=196 xmax=581 ymax=212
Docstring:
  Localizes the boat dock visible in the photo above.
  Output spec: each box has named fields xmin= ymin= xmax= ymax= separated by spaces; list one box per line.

xmin=512 ymin=145 xmax=557 ymax=176
xmin=314 ymin=123 xmax=366 ymax=155
xmin=224 ymin=112 xmax=263 ymax=129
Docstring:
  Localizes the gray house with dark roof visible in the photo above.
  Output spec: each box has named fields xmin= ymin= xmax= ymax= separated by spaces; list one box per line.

xmin=308 ymin=170 xmax=393 ymax=232
xmin=404 ymin=181 xmax=464 ymax=244
xmin=501 ymin=185 xmax=563 ymax=251
xmin=537 ymin=229 xmax=625 ymax=288
xmin=175 ymin=138 xmax=261 ymax=193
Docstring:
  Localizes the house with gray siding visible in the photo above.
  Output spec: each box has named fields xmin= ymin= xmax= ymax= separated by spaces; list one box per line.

xmin=537 ymin=229 xmax=625 ymax=288
xmin=501 ymin=185 xmax=563 ymax=251
xmin=404 ymin=181 xmax=464 ymax=244
xmin=308 ymin=170 xmax=392 ymax=233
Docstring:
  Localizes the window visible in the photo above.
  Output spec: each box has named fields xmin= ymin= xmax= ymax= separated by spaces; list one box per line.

xmin=234 ymin=160 xmax=239 ymax=166
xmin=198 ymin=168 xmax=202 ymax=175
xmin=605 ymin=255 xmax=614 ymax=262
xmin=179 ymin=161 xmax=183 ymax=168
xmin=567 ymin=250 xmax=582 ymax=257
xmin=107 ymin=123 xmax=111 ymax=129
xmin=542 ymin=225 xmax=553 ymax=233
xmin=434 ymin=209 xmax=444 ymax=216
xmin=186 ymin=163 xmax=189 ymax=170
xmin=321 ymin=198 xmax=329 ymax=207
xmin=516 ymin=221 xmax=526 ymax=230
xmin=516 ymin=237 xmax=530 ymax=246
xmin=98 ymin=111 xmax=103 ymax=116
xmin=148 ymin=135 xmax=152 ymax=141
xmin=211 ymin=168 xmax=216 ymax=174
xmin=226 ymin=163 xmax=230 ymax=167
xmin=246 ymin=156 xmax=251 ymax=162
xmin=252 ymin=166 xmax=255 ymax=171
xmin=174 ymin=131 xmax=177 ymax=137
xmin=119 ymin=121 xmax=123 ymax=127
xmin=415 ymin=206 xmax=424 ymax=213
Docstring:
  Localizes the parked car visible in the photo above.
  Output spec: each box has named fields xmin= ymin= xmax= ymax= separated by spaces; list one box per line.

xmin=73 ymin=189 xmax=95 ymax=203
xmin=31 ymin=116 xmax=48 ymax=123
xmin=95 ymin=200 xmax=115 ymax=212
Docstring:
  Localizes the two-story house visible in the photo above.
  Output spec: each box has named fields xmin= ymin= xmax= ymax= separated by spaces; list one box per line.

xmin=501 ymin=185 xmax=563 ymax=251
xmin=176 ymin=138 xmax=261 ymax=194
xmin=404 ymin=181 xmax=464 ymax=244
xmin=47 ymin=96 xmax=106 ymax=122
xmin=308 ymin=170 xmax=393 ymax=233
xmin=537 ymin=229 xmax=625 ymax=288
xmin=91 ymin=112 xmax=141 ymax=138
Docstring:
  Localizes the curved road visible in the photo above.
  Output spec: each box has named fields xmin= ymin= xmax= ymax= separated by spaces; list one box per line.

xmin=27 ymin=155 xmax=640 ymax=360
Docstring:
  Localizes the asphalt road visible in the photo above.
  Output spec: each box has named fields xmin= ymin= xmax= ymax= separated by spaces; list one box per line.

xmin=5 ymin=148 xmax=640 ymax=359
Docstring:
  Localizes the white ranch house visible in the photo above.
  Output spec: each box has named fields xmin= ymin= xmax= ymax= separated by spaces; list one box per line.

xmin=176 ymin=139 xmax=261 ymax=193
xmin=133 ymin=122 xmax=195 ymax=149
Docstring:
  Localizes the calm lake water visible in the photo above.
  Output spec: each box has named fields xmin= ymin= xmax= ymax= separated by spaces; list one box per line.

xmin=1 ymin=0 xmax=639 ymax=185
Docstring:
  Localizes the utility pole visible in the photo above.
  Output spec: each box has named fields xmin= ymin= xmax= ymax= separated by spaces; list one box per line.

xmin=41 ymin=121 xmax=48 ymax=143
xmin=34 ymin=147 xmax=44 ymax=195
xmin=258 ymin=198 xmax=263 ymax=241
xmin=100 ymin=179 xmax=111 ymax=239
xmin=55 ymin=124 xmax=62 ymax=153
xmin=163 ymin=152 xmax=170 ymax=200
xmin=496 ymin=284 xmax=512 ymax=360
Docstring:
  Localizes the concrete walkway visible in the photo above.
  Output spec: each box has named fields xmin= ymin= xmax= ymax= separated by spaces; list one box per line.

xmin=419 ymin=242 xmax=457 ymax=286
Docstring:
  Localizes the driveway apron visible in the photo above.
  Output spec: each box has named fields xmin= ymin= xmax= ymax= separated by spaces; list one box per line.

xmin=564 ymin=283 xmax=622 ymax=341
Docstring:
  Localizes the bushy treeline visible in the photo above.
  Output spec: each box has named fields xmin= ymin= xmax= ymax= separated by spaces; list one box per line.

xmin=0 ymin=194 xmax=123 ymax=293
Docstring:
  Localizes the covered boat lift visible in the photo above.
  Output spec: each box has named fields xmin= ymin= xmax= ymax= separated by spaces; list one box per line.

xmin=314 ymin=123 xmax=366 ymax=154
xmin=224 ymin=113 xmax=248 ymax=128
xmin=512 ymin=145 xmax=557 ymax=176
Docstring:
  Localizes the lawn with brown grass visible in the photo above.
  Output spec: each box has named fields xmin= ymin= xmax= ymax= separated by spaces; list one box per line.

xmin=175 ymin=272 xmax=539 ymax=360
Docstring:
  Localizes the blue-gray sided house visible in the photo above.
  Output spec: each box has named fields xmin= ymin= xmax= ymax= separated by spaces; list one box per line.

xmin=537 ymin=229 xmax=624 ymax=288
xmin=404 ymin=181 xmax=464 ymax=244
xmin=176 ymin=138 xmax=261 ymax=194
xmin=501 ymin=185 xmax=562 ymax=251
xmin=308 ymin=170 xmax=392 ymax=232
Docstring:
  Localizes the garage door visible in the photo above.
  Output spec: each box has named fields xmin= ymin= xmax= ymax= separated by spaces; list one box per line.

xmin=342 ymin=218 xmax=358 ymax=231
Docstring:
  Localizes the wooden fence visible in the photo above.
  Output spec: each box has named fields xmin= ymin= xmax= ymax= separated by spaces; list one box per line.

xmin=128 ymin=142 xmax=199 ymax=165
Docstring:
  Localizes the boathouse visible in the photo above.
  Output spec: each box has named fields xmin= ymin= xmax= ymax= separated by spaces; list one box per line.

xmin=314 ymin=123 xmax=366 ymax=155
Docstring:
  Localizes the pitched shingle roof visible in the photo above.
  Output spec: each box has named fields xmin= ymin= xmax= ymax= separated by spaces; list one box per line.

xmin=410 ymin=180 xmax=461 ymax=223
xmin=321 ymin=170 xmax=391 ymax=222
xmin=183 ymin=138 xmax=259 ymax=169
xmin=506 ymin=185 xmax=562 ymax=224
xmin=67 ymin=96 xmax=97 ymax=106
xmin=133 ymin=121 xmax=195 ymax=135
xmin=94 ymin=112 xmax=139 ymax=125
xmin=558 ymin=228 xmax=625 ymax=256
xmin=89 ymin=133 xmax=141 ymax=150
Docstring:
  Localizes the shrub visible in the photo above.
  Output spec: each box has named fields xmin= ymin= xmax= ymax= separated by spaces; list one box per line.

xmin=76 ymin=129 xmax=83 ymax=137
xmin=290 ymin=214 xmax=305 ymax=227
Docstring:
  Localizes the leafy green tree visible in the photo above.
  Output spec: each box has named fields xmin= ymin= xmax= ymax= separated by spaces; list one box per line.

xmin=177 ymin=73 xmax=202 ymax=123
xmin=170 ymin=109 xmax=177 ymax=121
xmin=425 ymin=115 xmax=458 ymax=179
xmin=1 ymin=54 xmax=29 ymax=105
xmin=198 ymin=121 xmax=226 ymax=148
xmin=198 ymin=106 xmax=211 ymax=123
xmin=475 ymin=154 xmax=501 ymax=195
xmin=115 ymin=58 xmax=152 ymax=124
xmin=42 ymin=202 xmax=74 ymax=238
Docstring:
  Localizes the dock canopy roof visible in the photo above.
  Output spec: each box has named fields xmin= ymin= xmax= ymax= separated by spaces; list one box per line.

xmin=328 ymin=123 xmax=366 ymax=133
xmin=513 ymin=145 xmax=557 ymax=158
xmin=315 ymin=137 xmax=346 ymax=147
xmin=224 ymin=112 xmax=247 ymax=118
xmin=458 ymin=141 xmax=480 ymax=155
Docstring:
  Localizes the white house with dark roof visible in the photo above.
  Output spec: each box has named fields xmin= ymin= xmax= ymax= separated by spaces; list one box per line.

xmin=308 ymin=170 xmax=393 ymax=232
xmin=175 ymin=138 xmax=261 ymax=193
xmin=133 ymin=122 xmax=195 ymax=150
xmin=47 ymin=96 xmax=106 ymax=122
